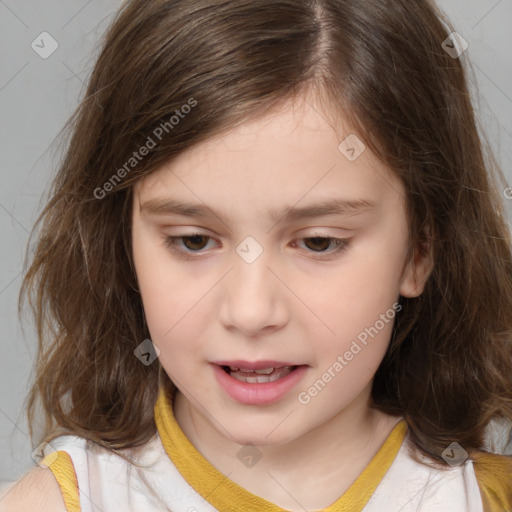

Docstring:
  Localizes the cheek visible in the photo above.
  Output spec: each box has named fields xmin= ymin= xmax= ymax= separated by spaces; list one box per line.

xmin=307 ymin=297 xmax=397 ymax=407
xmin=316 ymin=251 xmax=404 ymax=318
xmin=302 ymin=235 xmax=405 ymax=362
xmin=132 ymin=222 xmax=203 ymax=348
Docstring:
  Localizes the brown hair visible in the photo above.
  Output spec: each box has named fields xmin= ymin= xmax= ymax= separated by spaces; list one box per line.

xmin=20 ymin=0 xmax=512 ymax=465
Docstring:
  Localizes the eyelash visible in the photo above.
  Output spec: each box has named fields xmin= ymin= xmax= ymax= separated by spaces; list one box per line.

xmin=162 ymin=232 xmax=350 ymax=260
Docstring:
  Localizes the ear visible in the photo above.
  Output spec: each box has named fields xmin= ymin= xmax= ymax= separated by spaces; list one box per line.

xmin=399 ymin=232 xmax=433 ymax=298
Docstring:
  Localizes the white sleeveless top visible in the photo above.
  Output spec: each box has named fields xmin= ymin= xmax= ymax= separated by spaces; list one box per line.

xmin=38 ymin=388 xmax=512 ymax=512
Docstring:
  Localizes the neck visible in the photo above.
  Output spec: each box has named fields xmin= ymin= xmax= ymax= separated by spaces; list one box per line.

xmin=172 ymin=383 xmax=401 ymax=511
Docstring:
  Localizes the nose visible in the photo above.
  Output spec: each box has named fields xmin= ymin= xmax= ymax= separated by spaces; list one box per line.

xmin=218 ymin=245 xmax=289 ymax=338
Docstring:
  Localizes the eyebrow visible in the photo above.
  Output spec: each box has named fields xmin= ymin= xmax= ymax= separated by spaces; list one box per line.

xmin=140 ymin=197 xmax=376 ymax=224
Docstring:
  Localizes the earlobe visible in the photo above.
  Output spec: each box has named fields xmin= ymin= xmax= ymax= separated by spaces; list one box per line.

xmin=399 ymin=239 xmax=433 ymax=298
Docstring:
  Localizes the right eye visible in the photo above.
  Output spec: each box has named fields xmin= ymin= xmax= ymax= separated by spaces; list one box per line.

xmin=162 ymin=233 xmax=216 ymax=258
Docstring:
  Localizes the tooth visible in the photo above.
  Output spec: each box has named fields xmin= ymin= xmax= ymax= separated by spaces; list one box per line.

xmin=229 ymin=366 xmax=240 ymax=371
xmin=229 ymin=366 xmax=295 ymax=384
xmin=254 ymin=368 xmax=274 ymax=374
xmin=251 ymin=374 xmax=269 ymax=383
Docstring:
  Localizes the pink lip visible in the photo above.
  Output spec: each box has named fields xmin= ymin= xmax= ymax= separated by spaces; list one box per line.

xmin=212 ymin=360 xmax=298 ymax=370
xmin=211 ymin=363 xmax=308 ymax=405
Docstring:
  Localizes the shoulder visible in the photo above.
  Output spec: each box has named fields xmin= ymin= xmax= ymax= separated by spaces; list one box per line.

xmin=470 ymin=451 xmax=512 ymax=512
xmin=1 ymin=436 xmax=86 ymax=512
xmin=0 ymin=465 xmax=68 ymax=512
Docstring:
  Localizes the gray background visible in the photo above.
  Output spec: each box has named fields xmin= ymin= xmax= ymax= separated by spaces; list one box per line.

xmin=0 ymin=0 xmax=511 ymax=484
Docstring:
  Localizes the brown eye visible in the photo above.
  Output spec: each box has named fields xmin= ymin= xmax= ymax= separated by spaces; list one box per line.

xmin=292 ymin=236 xmax=350 ymax=259
xmin=303 ymin=237 xmax=332 ymax=252
xmin=180 ymin=234 xmax=210 ymax=251
xmin=162 ymin=233 xmax=215 ymax=257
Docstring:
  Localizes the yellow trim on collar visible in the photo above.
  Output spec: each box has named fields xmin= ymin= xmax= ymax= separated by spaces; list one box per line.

xmin=154 ymin=386 xmax=407 ymax=512
xmin=42 ymin=450 xmax=81 ymax=512
xmin=471 ymin=450 xmax=512 ymax=512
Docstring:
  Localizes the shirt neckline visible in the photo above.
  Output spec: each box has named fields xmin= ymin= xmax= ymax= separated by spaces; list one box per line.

xmin=154 ymin=386 xmax=407 ymax=511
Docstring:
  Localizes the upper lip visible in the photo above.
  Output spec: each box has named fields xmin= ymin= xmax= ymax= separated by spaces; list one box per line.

xmin=212 ymin=360 xmax=301 ymax=370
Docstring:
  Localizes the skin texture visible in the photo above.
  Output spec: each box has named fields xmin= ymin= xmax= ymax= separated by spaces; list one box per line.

xmin=131 ymin=93 xmax=432 ymax=510
xmin=0 ymin=466 xmax=67 ymax=512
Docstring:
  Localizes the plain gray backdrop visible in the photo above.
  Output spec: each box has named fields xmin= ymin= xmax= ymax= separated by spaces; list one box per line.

xmin=1 ymin=0 xmax=511 ymax=484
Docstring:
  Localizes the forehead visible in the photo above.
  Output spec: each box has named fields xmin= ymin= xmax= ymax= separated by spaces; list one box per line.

xmin=134 ymin=95 xmax=405 ymax=221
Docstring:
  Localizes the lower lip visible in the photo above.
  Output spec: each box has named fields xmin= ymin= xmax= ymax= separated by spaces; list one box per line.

xmin=211 ymin=364 xmax=308 ymax=405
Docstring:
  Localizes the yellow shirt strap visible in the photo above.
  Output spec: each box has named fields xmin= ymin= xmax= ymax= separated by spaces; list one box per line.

xmin=471 ymin=451 xmax=512 ymax=512
xmin=41 ymin=450 xmax=81 ymax=512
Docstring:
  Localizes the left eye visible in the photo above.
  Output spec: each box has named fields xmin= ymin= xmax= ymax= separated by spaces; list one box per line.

xmin=162 ymin=234 xmax=349 ymax=259
xmin=293 ymin=236 xmax=346 ymax=253
xmin=163 ymin=234 xmax=213 ymax=253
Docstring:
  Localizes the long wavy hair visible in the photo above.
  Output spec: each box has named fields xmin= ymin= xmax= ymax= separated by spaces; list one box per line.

xmin=20 ymin=0 xmax=512 ymax=465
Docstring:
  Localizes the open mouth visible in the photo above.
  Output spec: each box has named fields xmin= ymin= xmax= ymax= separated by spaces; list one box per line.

xmin=212 ymin=362 xmax=308 ymax=404
xmin=221 ymin=365 xmax=299 ymax=383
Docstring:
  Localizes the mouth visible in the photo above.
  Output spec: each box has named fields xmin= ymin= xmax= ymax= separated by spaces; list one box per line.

xmin=219 ymin=365 xmax=299 ymax=383
xmin=211 ymin=361 xmax=308 ymax=405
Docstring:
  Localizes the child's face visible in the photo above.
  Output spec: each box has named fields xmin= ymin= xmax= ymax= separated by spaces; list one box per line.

xmin=132 ymin=94 xmax=428 ymax=446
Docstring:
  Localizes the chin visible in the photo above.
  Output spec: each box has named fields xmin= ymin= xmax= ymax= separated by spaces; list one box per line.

xmin=223 ymin=423 xmax=301 ymax=448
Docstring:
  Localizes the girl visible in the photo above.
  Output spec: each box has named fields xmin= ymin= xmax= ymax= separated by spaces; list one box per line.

xmin=3 ymin=0 xmax=512 ymax=510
